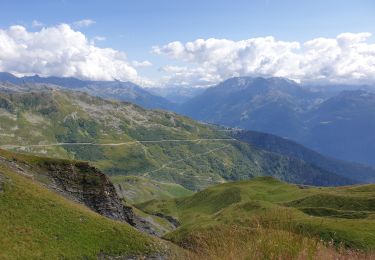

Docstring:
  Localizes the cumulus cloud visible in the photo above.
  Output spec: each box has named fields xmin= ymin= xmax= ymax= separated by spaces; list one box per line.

xmin=31 ymin=20 xmax=44 ymax=28
xmin=132 ymin=60 xmax=153 ymax=68
xmin=153 ymin=33 xmax=375 ymax=86
xmin=92 ymin=36 xmax=106 ymax=42
xmin=0 ymin=24 xmax=150 ymax=85
xmin=72 ymin=19 xmax=96 ymax=28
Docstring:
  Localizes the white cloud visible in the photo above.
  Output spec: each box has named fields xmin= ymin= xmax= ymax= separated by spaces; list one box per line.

xmin=132 ymin=60 xmax=153 ymax=68
xmin=32 ymin=20 xmax=44 ymax=28
xmin=72 ymin=19 xmax=96 ymax=28
xmin=153 ymin=33 xmax=375 ymax=86
xmin=93 ymin=36 xmax=106 ymax=42
xmin=0 ymin=24 xmax=150 ymax=85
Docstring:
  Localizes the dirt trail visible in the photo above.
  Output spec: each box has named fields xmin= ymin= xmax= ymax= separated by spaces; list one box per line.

xmin=1 ymin=138 xmax=237 ymax=149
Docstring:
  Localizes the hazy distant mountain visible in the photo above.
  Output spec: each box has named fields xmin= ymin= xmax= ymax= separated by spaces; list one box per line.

xmin=0 ymin=72 xmax=174 ymax=110
xmin=233 ymin=130 xmax=375 ymax=183
xmin=302 ymin=90 xmax=375 ymax=166
xmin=179 ymin=77 xmax=322 ymax=137
xmin=146 ymin=86 xmax=207 ymax=104
xmin=179 ymin=76 xmax=375 ymax=166
xmin=3 ymin=72 xmax=374 ymax=166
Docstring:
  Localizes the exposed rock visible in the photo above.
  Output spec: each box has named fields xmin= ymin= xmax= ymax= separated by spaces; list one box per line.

xmin=40 ymin=161 xmax=160 ymax=235
xmin=37 ymin=162 xmax=167 ymax=236
xmin=40 ymin=161 xmax=132 ymax=222
xmin=0 ymin=154 xmax=160 ymax=236
xmin=154 ymin=213 xmax=181 ymax=229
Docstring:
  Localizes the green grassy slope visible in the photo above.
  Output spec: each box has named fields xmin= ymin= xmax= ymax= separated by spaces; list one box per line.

xmin=0 ymin=90 xmax=354 ymax=191
xmin=111 ymin=175 xmax=193 ymax=204
xmin=137 ymin=177 xmax=375 ymax=251
xmin=0 ymin=157 xmax=166 ymax=259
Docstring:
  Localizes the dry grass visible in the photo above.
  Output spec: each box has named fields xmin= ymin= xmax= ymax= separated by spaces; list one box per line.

xmin=177 ymin=226 xmax=374 ymax=260
xmin=172 ymin=209 xmax=375 ymax=260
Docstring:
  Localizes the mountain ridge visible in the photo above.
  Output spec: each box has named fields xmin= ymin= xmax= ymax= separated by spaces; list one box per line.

xmin=178 ymin=76 xmax=375 ymax=166
xmin=232 ymin=130 xmax=375 ymax=183
xmin=0 ymin=72 xmax=174 ymax=110
xmin=0 ymin=87 xmax=362 ymax=189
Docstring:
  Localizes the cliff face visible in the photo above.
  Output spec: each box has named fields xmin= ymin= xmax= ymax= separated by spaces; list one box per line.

xmin=42 ymin=161 xmax=135 ymax=223
xmin=0 ymin=151 xmax=159 ymax=235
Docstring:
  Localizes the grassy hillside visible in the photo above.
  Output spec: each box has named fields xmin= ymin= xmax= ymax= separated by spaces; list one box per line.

xmin=0 ymin=152 xmax=170 ymax=259
xmin=0 ymin=90 xmax=355 ymax=191
xmin=1 ymin=148 xmax=372 ymax=259
xmin=138 ymin=177 xmax=375 ymax=252
xmin=112 ymin=175 xmax=193 ymax=204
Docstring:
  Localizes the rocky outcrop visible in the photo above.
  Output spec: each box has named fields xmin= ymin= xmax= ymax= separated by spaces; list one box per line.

xmin=154 ymin=213 xmax=181 ymax=229
xmin=0 ymin=153 xmax=159 ymax=236
xmin=41 ymin=161 xmax=133 ymax=223
xmin=39 ymin=161 xmax=160 ymax=235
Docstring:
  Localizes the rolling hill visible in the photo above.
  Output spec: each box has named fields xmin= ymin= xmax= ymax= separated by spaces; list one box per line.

xmin=2 ymin=148 xmax=374 ymax=259
xmin=138 ymin=177 xmax=375 ymax=258
xmin=112 ymin=175 xmax=194 ymax=204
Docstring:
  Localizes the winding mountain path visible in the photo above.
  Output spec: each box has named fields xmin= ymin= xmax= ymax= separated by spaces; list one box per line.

xmin=1 ymin=138 xmax=238 ymax=182
xmin=141 ymin=144 xmax=232 ymax=177
xmin=1 ymin=138 xmax=237 ymax=149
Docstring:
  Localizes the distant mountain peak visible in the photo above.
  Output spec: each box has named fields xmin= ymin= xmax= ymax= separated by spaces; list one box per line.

xmin=0 ymin=72 xmax=174 ymax=110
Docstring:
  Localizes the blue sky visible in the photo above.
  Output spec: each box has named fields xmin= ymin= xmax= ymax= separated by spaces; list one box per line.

xmin=0 ymin=0 xmax=374 ymax=86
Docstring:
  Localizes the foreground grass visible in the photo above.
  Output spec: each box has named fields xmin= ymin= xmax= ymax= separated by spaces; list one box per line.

xmin=0 ymin=163 xmax=164 ymax=259
xmin=178 ymin=225 xmax=374 ymax=260
xmin=138 ymin=177 xmax=375 ymax=253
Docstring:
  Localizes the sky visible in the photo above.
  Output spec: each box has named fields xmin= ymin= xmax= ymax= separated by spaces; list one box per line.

xmin=0 ymin=0 xmax=374 ymax=87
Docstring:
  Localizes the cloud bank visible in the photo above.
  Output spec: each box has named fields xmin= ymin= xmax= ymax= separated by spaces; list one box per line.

xmin=154 ymin=33 xmax=375 ymax=86
xmin=0 ymin=24 xmax=374 ymax=87
xmin=0 ymin=24 xmax=149 ymax=85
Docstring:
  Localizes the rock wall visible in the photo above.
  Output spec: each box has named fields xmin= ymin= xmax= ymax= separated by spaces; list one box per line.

xmin=42 ymin=161 xmax=136 ymax=223
xmin=0 ymin=153 xmax=159 ymax=235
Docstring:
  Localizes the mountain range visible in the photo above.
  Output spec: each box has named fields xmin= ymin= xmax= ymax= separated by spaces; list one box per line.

xmin=0 ymin=72 xmax=174 ymax=110
xmin=146 ymin=86 xmax=207 ymax=104
xmin=1 ymin=86 xmax=372 ymax=191
xmin=178 ymin=77 xmax=375 ymax=167
xmin=233 ymin=130 xmax=375 ymax=183
xmin=1 ymin=74 xmax=375 ymax=258
xmin=1 ymin=72 xmax=375 ymax=179
xmin=3 ymin=72 xmax=373 ymax=168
